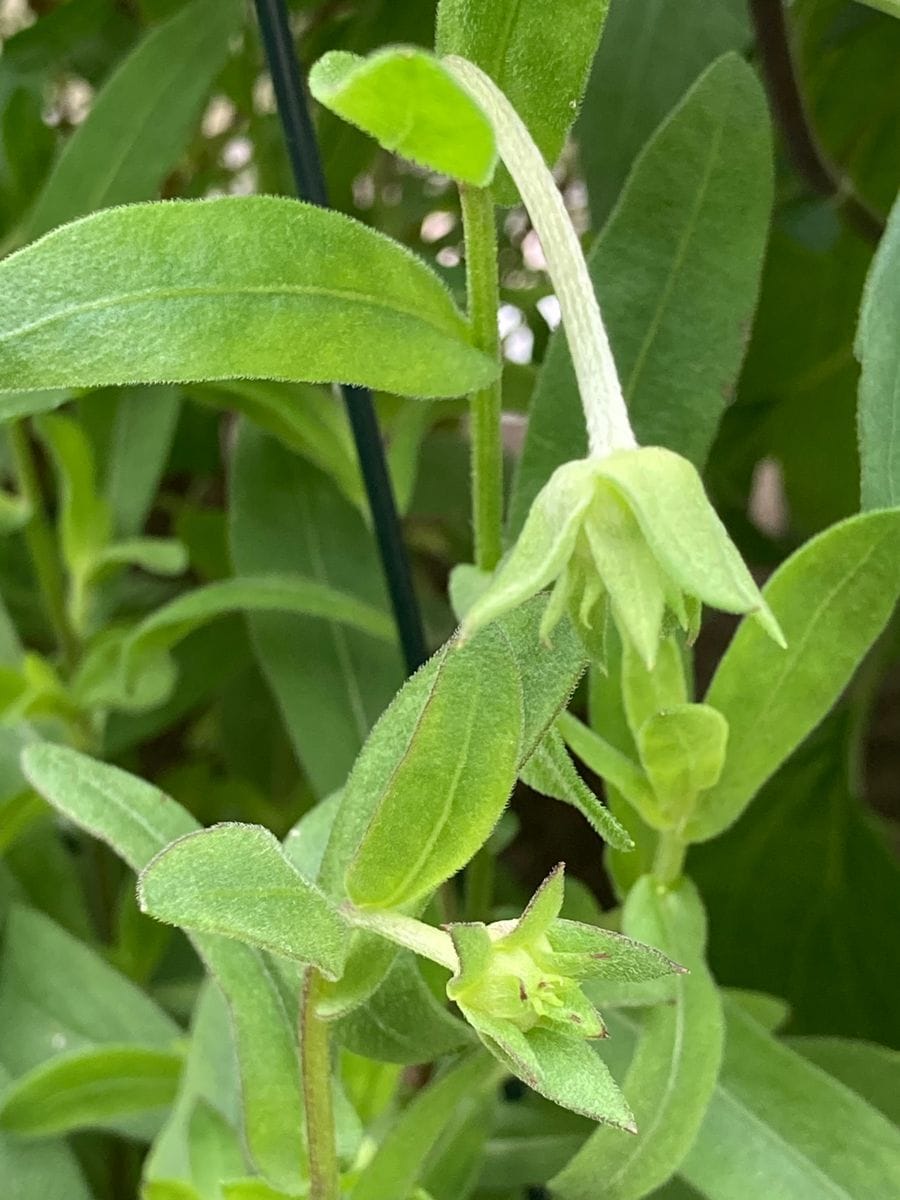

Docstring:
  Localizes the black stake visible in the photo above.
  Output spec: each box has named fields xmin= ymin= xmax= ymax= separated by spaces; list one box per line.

xmin=252 ymin=0 xmax=428 ymax=673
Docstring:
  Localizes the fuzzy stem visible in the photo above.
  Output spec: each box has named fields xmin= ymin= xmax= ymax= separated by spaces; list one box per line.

xmin=300 ymin=971 xmax=340 ymax=1200
xmin=460 ymin=183 xmax=504 ymax=572
xmin=446 ymin=56 xmax=636 ymax=459
xmin=7 ymin=421 xmax=78 ymax=667
xmin=653 ymin=830 xmax=687 ymax=888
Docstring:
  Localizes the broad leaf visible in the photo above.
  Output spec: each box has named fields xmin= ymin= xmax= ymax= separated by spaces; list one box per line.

xmin=789 ymin=1038 xmax=900 ymax=1125
xmin=0 ymin=1044 xmax=182 ymax=1137
xmin=310 ymin=47 xmax=496 ymax=185
xmin=690 ymin=509 xmax=900 ymax=842
xmin=553 ymin=878 xmax=723 ymax=1200
xmin=857 ymin=192 xmax=900 ymax=508
xmin=511 ymin=53 xmax=772 ymax=532
xmin=102 ymin=385 xmax=181 ymax=537
xmin=0 ymin=197 xmax=497 ymax=399
xmin=344 ymin=630 xmax=522 ymax=909
xmin=435 ymin=0 xmax=610 ymax=204
xmin=25 ymin=0 xmax=242 ymax=239
xmin=138 ymin=823 xmax=350 ymax=980
xmin=0 ymin=1065 xmax=92 ymax=1200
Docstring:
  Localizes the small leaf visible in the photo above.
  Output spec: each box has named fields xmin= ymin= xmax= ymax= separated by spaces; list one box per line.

xmin=0 ymin=1045 xmax=182 ymax=1137
xmin=620 ymin=636 xmax=688 ymax=738
xmin=310 ymin=47 xmax=496 ymax=185
xmin=689 ymin=509 xmax=900 ymax=842
xmin=0 ymin=197 xmax=497 ymax=400
xmin=520 ymin=729 xmax=633 ymax=850
xmin=435 ymin=0 xmax=610 ymax=204
xmin=636 ymin=704 xmax=728 ymax=821
xmin=138 ymin=823 xmax=350 ymax=980
xmin=857 ymin=191 xmax=900 ymax=508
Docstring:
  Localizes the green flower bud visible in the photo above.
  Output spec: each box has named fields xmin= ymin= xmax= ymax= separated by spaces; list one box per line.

xmin=462 ymin=447 xmax=785 ymax=668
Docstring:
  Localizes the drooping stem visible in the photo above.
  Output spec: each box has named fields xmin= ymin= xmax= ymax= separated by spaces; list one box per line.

xmin=748 ymin=0 xmax=885 ymax=245
xmin=345 ymin=905 xmax=458 ymax=970
xmin=446 ymin=56 xmax=636 ymax=460
xmin=300 ymin=971 xmax=340 ymax=1200
xmin=7 ymin=421 xmax=77 ymax=667
xmin=460 ymin=184 xmax=504 ymax=572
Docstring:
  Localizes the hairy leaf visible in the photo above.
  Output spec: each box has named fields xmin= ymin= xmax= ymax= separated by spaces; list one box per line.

xmin=310 ymin=47 xmax=496 ymax=184
xmin=0 ymin=197 xmax=496 ymax=399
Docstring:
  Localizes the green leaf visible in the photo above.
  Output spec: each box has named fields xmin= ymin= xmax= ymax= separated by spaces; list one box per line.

xmin=0 ymin=905 xmax=179 ymax=1078
xmin=0 ymin=1065 xmax=92 ymax=1200
xmin=435 ymin=0 xmax=610 ymax=205
xmin=510 ymin=53 xmax=772 ymax=532
xmin=520 ymin=726 xmax=633 ymax=850
xmin=578 ymin=0 xmax=749 ymax=223
xmin=24 ymin=0 xmax=242 ymax=240
xmin=103 ymin=386 xmax=181 ymax=537
xmin=222 ymin=1184 xmax=307 ymax=1200
xmin=553 ymin=878 xmax=723 ymax=1200
xmin=192 ymin=380 xmax=362 ymax=513
xmin=351 ymin=1052 xmax=499 ymax=1200
xmin=691 ymin=720 xmax=900 ymax=1048
xmin=21 ymin=743 xmax=199 ymax=872
xmin=344 ymin=630 xmax=523 ymax=909
xmin=789 ymin=1038 xmax=900 ymax=1125
xmin=680 ymin=999 xmax=900 ymax=1199
xmin=333 ymin=951 xmax=473 ymax=1065
xmin=230 ymin=426 xmax=404 ymax=798
xmin=21 ymin=747 xmax=306 ymax=1191
xmin=857 ymin=192 xmax=900 ymax=508
xmin=138 ymin=823 xmax=350 ymax=980
xmin=309 ymin=48 xmax=496 ymax=185
xmin=0 ymin=197 xmax=497 ymax=400
xmin=854 ymin=0 xmax=900 ymax=16
xmin=122 ymin=574 xmax=395 ymax=694
xmin=689 ymin=509 xmax=900 ymax=842
xmin=0 ymin=1044 xmax=182 ymax=1137
xmin=636 ymin=704 xmax=728 ymax=821
xmin=35 ymin=412 xmax=111 ymax=581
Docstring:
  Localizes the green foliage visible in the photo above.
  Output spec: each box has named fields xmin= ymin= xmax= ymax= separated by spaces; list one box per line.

xmin=1 ymin=2 xmax=898 ymax=1197
xmin=436 ymin=0 xmax=610 ymax=203
xmin=857 ymin=194 xmax=900 ymax=508
xmin=0 ymin=197 xmax=497 ymax=399
xmin=691 ymin=510 xmax=900 ymax=842
xmin=310 ymin=48 xmax=496 ymax=185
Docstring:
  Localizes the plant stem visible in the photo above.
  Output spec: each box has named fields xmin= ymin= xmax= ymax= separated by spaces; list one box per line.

xmin=460 ymin=184 xmax=504 ymax=572
xmin=748 ymin=0 xmax=885 ymax=245
xmin=300 ymin=970 xmax=340 ymax=1200
xmin=7 ymin=420 xmax=77 ymax=667
xmin=653 ymin=830 xmax=687 ymax=888
xmin=447 ymin=56 xmax=636 ymax=460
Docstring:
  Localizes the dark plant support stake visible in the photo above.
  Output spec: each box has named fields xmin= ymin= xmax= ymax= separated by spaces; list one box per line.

xmin=252 ymin=0 xmax=427 ymax=673
xmin=748 ymin=0 xmax=885 ymax=245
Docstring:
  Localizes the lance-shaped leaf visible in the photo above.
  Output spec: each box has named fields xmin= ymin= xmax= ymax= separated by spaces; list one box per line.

xmin=24 ymin=0 xmax=243 ymax=240
xmin=435 ymin=0 xmax=610 ymax=204
xmin=121 ymin=574 xmax=395 ymax=694
xmin=309 ymin=47 xmax=496 ymax=185
xmin=344 ymin=628 xmax=523 ymax=910
xmin=689 ymin=509 xmax=900 ymax=842
xmin=857 ymin=192 xmax=900 ymax=509
xmin=0 ymin=1045 xmax=183 ymax=1138
xmin=0 ymin=196 xmax=497 ymax=399
xmin=520 ymin=726 xmax=633 ymax=850
xmin=138 ymin=823 xmax=350 ymax=980
xmin=21 ymin=746 xmax=307 ymax=1190
xmin=553 ymin=877 xmax=724 ymax=1200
